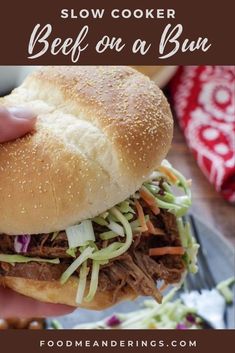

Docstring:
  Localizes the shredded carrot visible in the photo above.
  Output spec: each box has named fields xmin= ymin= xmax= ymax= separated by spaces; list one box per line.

xmin=159 ymin=281 xmax=169 ymax=292
xmin=146 ymin=220 xmax=157 ymax=234
xmin=146 ymin=220 xmax=164 ymax=236
xmin=140 ymin=187 xmax=160 ymax=215
xmin=149 ymin=247 xmax=185 ymax=256
xmin=135 ymin=200 xmax=148 ymax=232
xmin=154 ymin=227 xmax=166 ymax=236
xmin=159 ymin=166 xmax=178 ymax=184
xmin=150 ymin=204 xmax=160 ymax=215
xmin=140 ymin=187 xmax=156 ymax=205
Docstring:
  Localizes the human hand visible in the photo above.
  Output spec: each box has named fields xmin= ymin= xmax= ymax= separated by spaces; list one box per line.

xmin=0 ymin=106 xmax=74 ymax=318
xmin=0 ymin=287 xmax=74 ymax=318
xmin=0 ymin=106 xmax=37 ymax=143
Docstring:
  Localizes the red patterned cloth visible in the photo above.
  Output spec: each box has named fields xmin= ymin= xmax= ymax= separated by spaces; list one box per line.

xmin=170 ymin=66 xmax=235 ymax=203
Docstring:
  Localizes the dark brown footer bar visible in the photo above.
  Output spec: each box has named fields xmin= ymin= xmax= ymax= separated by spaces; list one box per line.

xmin=1 ymin=330 xmax=234 ymax=353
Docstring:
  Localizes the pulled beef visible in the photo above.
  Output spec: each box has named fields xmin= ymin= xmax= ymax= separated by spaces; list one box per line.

xmin=107 ymin=254 xmax=163 ymax=302
xmin=0 ymin=262 xmax=68 ymax=281
xmin=0 ymin=210 xmax=185 ymax=303
xmin=0 ymin=232 xmax=70 ymax=259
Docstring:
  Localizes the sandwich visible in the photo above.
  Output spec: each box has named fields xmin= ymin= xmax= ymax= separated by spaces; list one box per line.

xmin=0 ymin=66 xmax=198 ymax=309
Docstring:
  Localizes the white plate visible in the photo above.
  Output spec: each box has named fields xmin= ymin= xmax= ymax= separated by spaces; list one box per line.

xmin=0 ymin=66 xmax=38 ymax=94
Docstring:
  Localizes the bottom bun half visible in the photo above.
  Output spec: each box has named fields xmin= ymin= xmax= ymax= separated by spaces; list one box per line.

xmin=1 ymin=276 xmax=137 ymax=310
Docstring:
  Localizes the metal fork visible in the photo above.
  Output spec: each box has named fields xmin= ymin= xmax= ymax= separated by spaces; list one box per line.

xmin=184 ymin=214 xmax=216 ymax=291
xmin=181 ymin=215 xmax=226 ymax=329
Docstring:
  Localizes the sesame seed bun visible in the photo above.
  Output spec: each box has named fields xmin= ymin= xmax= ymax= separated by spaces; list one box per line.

xmin=0 ymin=66 xmax=173 ymax=235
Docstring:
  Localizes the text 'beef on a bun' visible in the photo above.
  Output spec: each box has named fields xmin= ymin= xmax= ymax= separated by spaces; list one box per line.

xmin=0 ymin=66 xmax=198 ymax=309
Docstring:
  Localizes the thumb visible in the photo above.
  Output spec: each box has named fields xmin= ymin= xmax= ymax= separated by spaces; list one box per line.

xmin=0 ymin=107 xmax=37 ymax=143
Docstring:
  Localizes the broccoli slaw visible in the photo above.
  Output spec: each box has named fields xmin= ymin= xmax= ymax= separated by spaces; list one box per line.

xmin=60 ymin=159 xmax=198 ymax=304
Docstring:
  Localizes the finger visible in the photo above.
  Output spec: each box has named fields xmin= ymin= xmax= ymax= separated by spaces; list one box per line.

xmin=8 ymin=107 xmax=36 ymax=121
xmin=0 ymin=107 xmax=37 ymax=143
xmin=5 ymin=115 xmax=37 ymax=141
xmin=0 ymin=287 xmax=74 ymax=318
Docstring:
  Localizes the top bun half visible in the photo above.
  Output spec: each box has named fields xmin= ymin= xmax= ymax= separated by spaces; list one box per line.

xmin=0 ymin=66 xmax=173 ymax=235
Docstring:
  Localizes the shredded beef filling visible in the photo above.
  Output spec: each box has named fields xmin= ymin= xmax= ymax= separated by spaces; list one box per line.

xmin=0 ymin=210 xmax=185 ymax=302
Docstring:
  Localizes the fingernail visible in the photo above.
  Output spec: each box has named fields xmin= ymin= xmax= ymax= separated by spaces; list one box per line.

xmin=9 ymin=107 xmax=37 ymax=121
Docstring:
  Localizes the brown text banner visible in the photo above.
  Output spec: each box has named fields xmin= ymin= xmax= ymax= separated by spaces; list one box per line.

xmin=0 ymin=0 xmax=234 ymax=64
xmin=0 ymin=329 xmax=235 ymax=353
